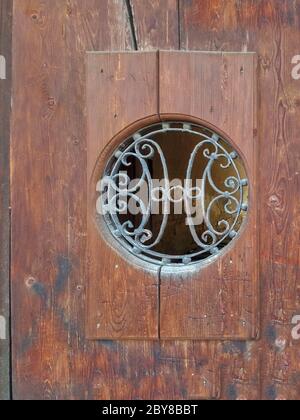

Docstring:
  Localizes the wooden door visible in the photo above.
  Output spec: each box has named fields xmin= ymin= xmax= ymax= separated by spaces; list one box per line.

xmin=5 ymin=0 xmax=300 ymax=400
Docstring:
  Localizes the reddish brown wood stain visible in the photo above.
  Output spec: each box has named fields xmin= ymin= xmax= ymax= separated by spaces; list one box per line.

xmin=86 ymin=51 xmax=258 ymax=342
xmin=179 ymin=0 xmax=300 ymax=401
xmin=9 ymin=0 xmax=300 ymax=400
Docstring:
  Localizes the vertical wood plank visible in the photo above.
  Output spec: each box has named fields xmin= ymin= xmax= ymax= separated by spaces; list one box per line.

xmin=86 ymin=52 xmax=160 ymax=339
xmin=159 ymin=51 xmax=258 ymax=341
xmin=11 ymin=0 xmax=222 ymax=400
xmin=0 ymin=0 xmax=12 ymax=401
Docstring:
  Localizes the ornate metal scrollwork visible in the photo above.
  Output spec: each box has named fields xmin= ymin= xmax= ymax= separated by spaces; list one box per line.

xmin=97 ymin=122 xmax=249 ymax=266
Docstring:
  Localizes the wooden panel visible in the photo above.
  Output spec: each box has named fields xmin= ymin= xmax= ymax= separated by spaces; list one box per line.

xmin=159 ymin=51 xmax=258 ymax=340
xmin=180 ymin=0 xmax=300 ymax=401
xmin=0 ymin=0 xmax=12 ymax=401
xmin=86 ymin=52 xmax=160 ymax=339
xmin=11 ymin=0 xmax=133 ymax=400
xmin=130 ymin=0 xmax=179 ymax=50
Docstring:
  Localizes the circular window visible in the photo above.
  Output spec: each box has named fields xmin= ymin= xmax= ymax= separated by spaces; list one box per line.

xmin=96 ymin=121 xmax=249 ymax=267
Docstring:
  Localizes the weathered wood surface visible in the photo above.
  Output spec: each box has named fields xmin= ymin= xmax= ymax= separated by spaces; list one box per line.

xmin=10 ymin=0 xmax=300 ymax=400
xmin=86 ymin=52 xmax=160 ymax=339
xmin=11 ymin=0 xmax=219 ymax=400
xmin=0 ymin=0 xmax=12 ymax=401
xmin=179 ymin=0 xmax=300 ymax=400
xmin=87 ymin=50 xmax=258 ymax=342
xmin=159 ymin=51 xmax=258 ymax=340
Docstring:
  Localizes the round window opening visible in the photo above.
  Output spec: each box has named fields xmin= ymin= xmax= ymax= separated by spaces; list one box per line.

xmin=97 ymin=121 xmax=249 ymax=267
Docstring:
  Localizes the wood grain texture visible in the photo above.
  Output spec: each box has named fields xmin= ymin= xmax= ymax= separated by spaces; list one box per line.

xmin=180 ymin=0 xmax=300 ymax=400
xmin=86 ymin=52 xmax=160 ymax=339
xmin=159 ymin=51 xmax=258 ymax=340
xmin=10 ymin=0 xmax=300 ymax=400
xmin=0 ymin=0 xmax=12 ymax=401
xmin=11 ymin=0 xmax=220 ymax=400
xmin=130 ymin=0 xmax=179 ymax=50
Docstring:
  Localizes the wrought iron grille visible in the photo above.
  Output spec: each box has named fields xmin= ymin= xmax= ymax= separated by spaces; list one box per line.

xmin=97 ymin=122 xmax=249 ymax=267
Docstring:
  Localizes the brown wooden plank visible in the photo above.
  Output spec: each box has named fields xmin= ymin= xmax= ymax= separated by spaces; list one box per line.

xmin=159 ymin=51 xmax=259 ymax=340
xmin=250 ymin=2 xmax=300 ymax=401
xmin=86 ymin=52 xmax=160 ymax=339
xmin=219 ymin=340 xmax=260 ymax=400
xmin=130 ymin=0 xmax=179 ymax=50
xmin=11 ymin=0 xmax=132 ymax=400
xmin=180 ymin=0 xmax=300 ymax=400
xmin=0 ymin=0 xmax=12 ymax=401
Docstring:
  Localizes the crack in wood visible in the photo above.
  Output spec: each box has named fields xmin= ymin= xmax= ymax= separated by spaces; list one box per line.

xmin=125 ymin=0 xmax=138 ymax=50
xmin=177 ymin=0 xmax=181 ymax=50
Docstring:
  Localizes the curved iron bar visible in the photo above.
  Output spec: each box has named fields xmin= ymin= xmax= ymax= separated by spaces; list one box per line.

xmin=99 ymin=122 xmax=248 ymax=266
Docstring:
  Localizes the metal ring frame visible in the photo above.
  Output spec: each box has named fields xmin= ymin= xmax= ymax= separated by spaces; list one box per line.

xmin=97 ymin=121 xmax=249 ymax=267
